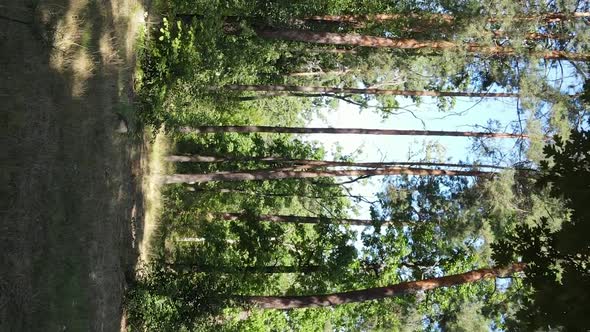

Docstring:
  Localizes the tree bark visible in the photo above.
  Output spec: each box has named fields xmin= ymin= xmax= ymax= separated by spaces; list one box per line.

xmin=176 ymin=12 xmax=590 ymax=26
xmin=253 ymin=28 xmax=590 ymax=61
xmin=178 ymin=125 xmax=526 ymax=139
xmin=302 ymin=13 xmax=455 ymax=25
xmin=489 ymin=12 xmax=590 ymax=23
xmin=208 ymin=212 xmax=395 ymax=226
xmin=167 ymin=263 xmax=323 ymax=274
xmin=163 ymin=166 xmax=493 ymax=184
xmin=303 ymin=12 xmax=590 ymax=24
xmin=186 ymin=187 xmax=377 ymax=203
xmin=166 ymin=155 xmax=515 ymax=171
xmin=288 ymin=69 xmax=351 ymax=77
xmin=242 ymin=263 xmax=525 ymax=309
xmin=492 ymin=31 xmax=573 ymax=41
xmin=223 ymin=84 xmax=518 ymax=98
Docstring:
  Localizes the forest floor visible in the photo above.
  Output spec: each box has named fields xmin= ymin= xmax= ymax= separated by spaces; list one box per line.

xmin=0 ymin=0 xmax=153 ymax=330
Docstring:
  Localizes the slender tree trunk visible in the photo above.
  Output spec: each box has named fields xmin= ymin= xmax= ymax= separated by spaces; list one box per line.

xmin=179 ymin=125 xmax=526 ymax=139
xmin=168 ymin=263 xmax=323 ymax=274
xmin=242 ymin=263 xmax=525 ymax=309
xmin=303 ymin=12 xmax=590 ymax=24
xmin=164 ymin=166 xmax=493 ymax=184
xmin=176 ymin=12 xmax=590 ymax=26
xmin=176 ymin=237 xmax=237 ymax=244
xmin=307 ymin=48 xmax=357 ymax=54
xmin=186 ymin=187 xmax=377 ymax=202
xmin=166 ymin=155 xmax=515 ymax=171
xmin=253 ymin=28 xmax=590 ymax=61
xmin=491 ymin=12 xmax=590 ymax=23
xmin=223 ymin=84 xmax=518 ymax=98
xmin=288 ymin=69 xmax=351 ymax=77
xmin=208 ymin=212 xmax=394 ymax=226
xmin=302 ymin=13 xmax=455 ymax=25
xmin=492 ymin=31 xmax=573 ymax=41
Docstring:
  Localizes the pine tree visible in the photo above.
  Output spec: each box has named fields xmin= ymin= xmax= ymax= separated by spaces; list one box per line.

xmin=242 ymin=264 xmax=524 ymax=309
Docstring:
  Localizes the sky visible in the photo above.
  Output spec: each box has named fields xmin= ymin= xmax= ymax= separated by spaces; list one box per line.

xmin=303 ymin=94 xmax=522 ymax=218
xmin=300 ymin=60 xmax=584 ymax=219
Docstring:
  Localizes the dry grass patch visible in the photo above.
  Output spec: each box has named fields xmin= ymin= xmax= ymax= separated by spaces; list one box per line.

xmin=47 ymin=0 xmax=96 ymax=97
xmin=139 ymin=132 xmax=171 ymax=264
xmin=99 ymin=32 xmax=124 ymax=66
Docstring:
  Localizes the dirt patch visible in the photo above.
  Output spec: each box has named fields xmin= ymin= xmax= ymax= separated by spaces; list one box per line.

xmin=0 ymin=0 xmax=145 ymax=330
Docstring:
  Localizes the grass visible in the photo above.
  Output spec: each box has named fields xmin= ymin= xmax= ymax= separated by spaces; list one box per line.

xmin=1 ymin=0 xmax=147 ymax=330
xmin=139 ymin=131 xmax=171 ymax=264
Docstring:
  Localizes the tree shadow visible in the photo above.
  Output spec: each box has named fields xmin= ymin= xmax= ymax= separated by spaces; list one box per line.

xmin=0 ymin=0 xmax=145 ymax=330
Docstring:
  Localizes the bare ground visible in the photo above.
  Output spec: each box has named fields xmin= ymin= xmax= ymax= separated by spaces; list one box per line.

xmin=0 ymin=0 xmax=147 ymax=330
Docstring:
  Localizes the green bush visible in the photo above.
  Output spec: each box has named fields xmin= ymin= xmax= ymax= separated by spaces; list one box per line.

xmin=126 ymin=265 xmax=232 ymax=331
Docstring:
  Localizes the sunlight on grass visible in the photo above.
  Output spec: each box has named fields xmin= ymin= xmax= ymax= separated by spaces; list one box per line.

xmin=46 ymin=0 xmax=96 ymax=97
xmin=99 ymin=33 xmax=123 ymax=66
xmin=108 ymin=0 xmax=146 ymax=63
xmin=125 ymin=8 xmax=147 ymax=63
xmin=139 ymin=132 xmax=170 ymax=263
xmin=71 ymin=49 xmax=94 ymax=96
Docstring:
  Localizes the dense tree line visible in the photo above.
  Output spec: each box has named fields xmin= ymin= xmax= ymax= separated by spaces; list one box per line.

xmin=128 ymin=0 xmax=590 ymax=330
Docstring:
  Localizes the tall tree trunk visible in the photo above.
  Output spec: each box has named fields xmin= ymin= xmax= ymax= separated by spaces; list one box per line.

xmin=208 ymin=212 xmax=395 ymax=226
xmin=490 ymin=12 xmax=590 ymax=23
xmin=303 ymin=12 xmax=590 ymax=24
xmin=302 ymin=13 xmax=455 ymax=25
xmin=253 ymin=28 xmax=590 ymax=61
xmin=166 ymin=155 xmax=515 ymax=171
xmin=164 ymin=166 xmax=493 ymax=184
xmin=492 ymin=31 xmax=573 ymax=41
xmin=242 ymin=263 xmax=525 ymax=309
xmin=223 ymin=84 xmax=518 ymax=98
xmin=186 ymin=187 xmax=378 ymax=203
xmin=179 ymin=126 xmax=526 ymax=139
xmin=167 ymin=263 xmax=323 ymax=274
xmin=288 ymin=69 xmax=351 ymax=77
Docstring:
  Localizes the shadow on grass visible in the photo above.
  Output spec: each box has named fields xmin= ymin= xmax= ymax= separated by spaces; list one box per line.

xmin=0 ymin=0 xmax=146 ymax=330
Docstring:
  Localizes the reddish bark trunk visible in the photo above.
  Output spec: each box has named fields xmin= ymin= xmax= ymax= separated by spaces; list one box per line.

xmin=254 ymin=28 xmax=590 ymax=61
xmin=243 ymin=263 xmax=525 ymax=309
xmin=179 ymin=125 xmax=526 ymax=139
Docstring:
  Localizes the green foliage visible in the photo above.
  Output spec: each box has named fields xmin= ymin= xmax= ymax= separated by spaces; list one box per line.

xmin=492 ymin=127 xmax=590 ymax=330
xmin=582 ymin=79 xmax=590 ymax=104
xmin=128 ymin=0 xmax=589 ymax=330
xmin=136 ymin=17 xmax=199 ymax=127
xmin=126 ymin=266 xmax=231 ymax=331
xmin=358 ymin=175 xmax=517 ymax=328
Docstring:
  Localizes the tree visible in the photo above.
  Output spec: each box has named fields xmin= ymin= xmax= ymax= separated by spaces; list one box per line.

xmin=493 ymin=127 xmax=590 ymax=330
xmin=164 ymin=166 xmax=493 ymax=184
xmin=223 ymin=84 xmax=519 ymax=98
xmin=204 ymin=212 xmax=411 ymax=227
xmin=242 ymin=264 xmax=524 ymax=309
xmin=210 ymin=212 xmax=377 ymax=226
xmin=253 ymin=28 xmax=590 ymax=61
xmin=185 ymin=187 xmax=378 ymax=204
xmin=167 ymin=263 xmax=324 ymax=274
xmin=179 ymin=125 xmax=525 ymax=139
xmin=300 ymin=12 xmax=590 ymax=25
xmin=166 ymin=154 xmax=517 ymax=171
